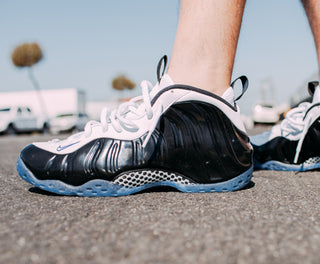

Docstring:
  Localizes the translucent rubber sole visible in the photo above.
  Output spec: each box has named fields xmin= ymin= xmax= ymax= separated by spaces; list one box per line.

xmin=254 ymin=157 xmax=320 ymax=171
xmin=16 ymin=156 xmax=253 ymax=197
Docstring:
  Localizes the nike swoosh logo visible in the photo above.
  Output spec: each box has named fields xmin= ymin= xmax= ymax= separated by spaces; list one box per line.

xmin=56 ymin=141 xmax=80 ymax=151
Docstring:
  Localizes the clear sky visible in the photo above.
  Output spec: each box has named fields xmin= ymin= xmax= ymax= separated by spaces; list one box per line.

xmin=0 ymin=0 xmax=318 ymax=114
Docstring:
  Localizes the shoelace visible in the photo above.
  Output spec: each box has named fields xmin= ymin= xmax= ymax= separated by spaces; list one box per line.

xmin=278 ymin=102 xmax=314 ymax=163
xmin=81 ymin=80 xmax=162 ymax=148
xmin=279 ymin=102 xmax=310 ymax=137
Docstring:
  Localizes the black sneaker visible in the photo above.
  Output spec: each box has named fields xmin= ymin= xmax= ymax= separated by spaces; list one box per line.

xmin=16 ymin=56 xmax=253 ymax=196
xmin=251 ymin=81 xmax=320 ymax=171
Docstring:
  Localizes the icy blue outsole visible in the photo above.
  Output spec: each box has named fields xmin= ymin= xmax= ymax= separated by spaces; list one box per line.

xmin=17 ymin=156 xmax=253 ymax=197
xmin=254 ymin=158 xmax=320 ymax=172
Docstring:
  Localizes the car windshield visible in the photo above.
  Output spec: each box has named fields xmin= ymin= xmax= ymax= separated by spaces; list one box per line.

xmin=0 ymin=108 xmax=10 ymax=112
xmin=262 ymin=104 xmax=274 ymax=108
xmin=56 ymin=113 xmax=75 ymax=118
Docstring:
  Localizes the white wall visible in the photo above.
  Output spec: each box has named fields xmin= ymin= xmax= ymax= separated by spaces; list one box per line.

xmin=0 ymin=88 xmax=85 ymax=118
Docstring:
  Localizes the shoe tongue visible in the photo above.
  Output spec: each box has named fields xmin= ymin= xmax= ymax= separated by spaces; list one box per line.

xmin=313 ymin=85 xmax=320 ymax=103
xmin=222 ymin=87 xmax=235 ymax=105
xmin=159 ymin=74 xmax=174 ymax=88
xmin=150 ymin=74 xmax=174 ymax=98
xmin=125 ymin=74 xmax=174 ymax=120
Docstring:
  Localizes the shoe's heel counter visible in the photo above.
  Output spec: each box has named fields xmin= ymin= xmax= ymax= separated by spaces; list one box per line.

xmin=197 ymin=103 xmax=253 ymax=182
xmin=154 ymin=101 xmax=253 ymax=183
xmin=298 ymin=116 xmax=320 ymax=163
xmin=217 ymin=109 xmax=253 ymax=177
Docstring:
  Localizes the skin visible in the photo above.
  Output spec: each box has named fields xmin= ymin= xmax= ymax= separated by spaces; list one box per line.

xmin=168 ymin=0 xmax=247 ymax=96
xmin=168 ymin=0 xmax=320 ymax=96
xmin=302 ymin=0 xmax=320 ymax=80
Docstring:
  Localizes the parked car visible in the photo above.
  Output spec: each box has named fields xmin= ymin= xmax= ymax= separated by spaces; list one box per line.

xmin=0 ymin=106 xmax=49 ymax=135
xmin=252 ymin=102 xmax=280 ymax=125
xmin=49 ymin=113 xmax=89 ymax=134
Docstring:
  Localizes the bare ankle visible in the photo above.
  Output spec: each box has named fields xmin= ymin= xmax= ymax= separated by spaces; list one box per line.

xmin=167 ymin=65 xmax=231 ymax=96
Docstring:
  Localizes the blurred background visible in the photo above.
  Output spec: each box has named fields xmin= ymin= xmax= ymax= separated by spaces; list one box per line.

xmin=0 ymin=0 xmax=318 ymax=135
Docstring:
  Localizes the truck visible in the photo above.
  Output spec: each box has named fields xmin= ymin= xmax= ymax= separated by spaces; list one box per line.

xmin=0 ymin=88 xmax=86 ymax=134
xmin=0 ymin=106 xmax=49 ymax=134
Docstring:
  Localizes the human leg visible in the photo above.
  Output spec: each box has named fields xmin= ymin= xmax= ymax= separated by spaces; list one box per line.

xmin=302 ymin=0 xmax=320 ymax=78
xmin=168 ymin=0 xmax=246 ymax=96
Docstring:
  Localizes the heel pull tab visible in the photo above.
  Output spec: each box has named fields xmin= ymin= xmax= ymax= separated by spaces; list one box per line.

xmin=157 ymin=55 xmax=168 ymax=83
xmin=231 ymin=76 xmax=249 ymax=102
xmin=308 ymin=81 xmax=319 ymax=96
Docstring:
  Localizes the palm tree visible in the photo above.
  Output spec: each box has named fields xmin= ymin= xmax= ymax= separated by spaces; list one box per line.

xmin=112 ymin=75 xmax=136 ymax=91
xmin=11 ymin=42 xmax=47 ymax=117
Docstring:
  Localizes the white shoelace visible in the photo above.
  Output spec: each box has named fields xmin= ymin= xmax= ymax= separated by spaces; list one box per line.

xmin=279 ymin=102 xmax=310 ymax=137
xmin=81 ymin=80 xmax=162 ymax=147
xmin=277 ymin=102 xmax=313 ymax=163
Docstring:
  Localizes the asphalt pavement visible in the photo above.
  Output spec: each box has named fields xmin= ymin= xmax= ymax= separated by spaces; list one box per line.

xmin=1 ymin=128 xmax=320 ymax=264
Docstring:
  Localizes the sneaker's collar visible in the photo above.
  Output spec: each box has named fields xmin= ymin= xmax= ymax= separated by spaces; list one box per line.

xmin=152 ymin=74 xmax=250 ymax=112
xmin=150 ymin=74 xmax=174 ymax=98
xmin=312 ymin=85 xmax=320 ymax=103
xmin=158 ymin=73 xmax=236 ymax=106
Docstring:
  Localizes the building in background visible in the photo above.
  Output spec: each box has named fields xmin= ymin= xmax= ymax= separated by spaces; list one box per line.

xmin=0 ymin=88 xmax=86 ymax=118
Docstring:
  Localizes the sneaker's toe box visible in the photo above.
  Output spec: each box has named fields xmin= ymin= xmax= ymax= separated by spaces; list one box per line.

xmin=20 ymin=144 xmax=53 ymax=179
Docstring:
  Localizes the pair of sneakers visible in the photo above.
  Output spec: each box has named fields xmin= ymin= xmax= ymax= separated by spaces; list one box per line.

xmin=16 ymin=56 xmax=320 ymax=196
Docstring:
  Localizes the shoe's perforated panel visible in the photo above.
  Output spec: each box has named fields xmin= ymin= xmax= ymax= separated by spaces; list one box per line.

xmin=304 ymin=156 xmax=320 ymax=165
xmin=114 ymin=170 xmax=192 ymax=188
